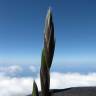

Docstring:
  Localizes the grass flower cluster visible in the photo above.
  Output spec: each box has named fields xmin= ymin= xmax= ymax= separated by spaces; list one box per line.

xmin=32 ymin=8 xmax=55 ymax=96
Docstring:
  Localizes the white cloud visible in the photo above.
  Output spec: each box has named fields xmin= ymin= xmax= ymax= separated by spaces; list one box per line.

xmin=50 ymin=72 xmax=96 ymax=89
xmin=0 ymin=72 xmax=96 ymax=96
xmin=29 ymin=65 xmax=37 ymax=73
xmin=0 ymin=65 xmax=22 ymax=75
xmin=0 ymin=76 xmax=33 ymax=96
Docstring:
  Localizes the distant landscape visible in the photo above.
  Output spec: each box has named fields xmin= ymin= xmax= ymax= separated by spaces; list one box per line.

xmin=0 ymin=63 xmax=96 ymax=96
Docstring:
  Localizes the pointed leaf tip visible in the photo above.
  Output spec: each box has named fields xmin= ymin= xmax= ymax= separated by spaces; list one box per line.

xmin=32 ymin=80 xmax=39 ymax=96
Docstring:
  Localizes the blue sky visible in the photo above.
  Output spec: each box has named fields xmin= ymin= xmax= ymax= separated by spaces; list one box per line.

xmin=0 ymin=0 xmax=96 ymax=66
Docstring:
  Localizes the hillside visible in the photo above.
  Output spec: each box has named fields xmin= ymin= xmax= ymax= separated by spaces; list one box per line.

xmin=28 ymin=87 xmax=96 ymax=96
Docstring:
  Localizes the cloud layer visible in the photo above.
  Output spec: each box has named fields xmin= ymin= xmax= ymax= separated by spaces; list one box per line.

xmin=50 ymin=72 xmax=96 ymax=89
xmin=0 ymin=72 xmax=96 ymax=96
xmin=0 ymin=64 xmax=96 ymax=96
xmin=0 ymin=65 xmax=22 ymax=75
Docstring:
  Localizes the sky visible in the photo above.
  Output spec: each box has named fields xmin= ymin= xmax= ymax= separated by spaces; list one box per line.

xmin=0 ymin=0 xmax=96 ymax=65
xmin=0 ymin=0 xmax=96 ymax=95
